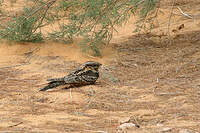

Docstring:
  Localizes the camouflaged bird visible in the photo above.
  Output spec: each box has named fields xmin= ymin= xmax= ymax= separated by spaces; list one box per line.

xmin=39 ymin=61 xmax=102 ymax=91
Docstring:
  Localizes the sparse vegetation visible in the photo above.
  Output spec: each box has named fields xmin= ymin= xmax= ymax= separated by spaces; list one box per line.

xmin=0 ymin=0 xmax=200 ymax=132
xmin=0 ymin=0 xmax=160 ymax=56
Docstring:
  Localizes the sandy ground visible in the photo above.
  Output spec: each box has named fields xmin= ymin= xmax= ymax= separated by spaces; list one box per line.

xmin=0 ymin=0 xmax=200 ymax=133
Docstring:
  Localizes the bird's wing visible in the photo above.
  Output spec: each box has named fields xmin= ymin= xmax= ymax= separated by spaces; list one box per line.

xmin=63 ymin=76 xmax=80 ymax=84
xmin=46 ymin=67 xmax=82 ymax=83
xmin=66 ymin=67 xmax=83 ymax=76
xmin=47 ymin=77 xmax=64 ymax=82
xmin=64 ymin=70 xmax=99 ymax=84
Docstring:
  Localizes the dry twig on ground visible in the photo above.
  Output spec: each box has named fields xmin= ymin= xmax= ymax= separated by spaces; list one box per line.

xmin=177 ymin=7 xmax=193 ymax=19
xmin=8 ymin=122 xmax=23 ymax=128
xmin=0 ymin=47 xmax=39 ymax=69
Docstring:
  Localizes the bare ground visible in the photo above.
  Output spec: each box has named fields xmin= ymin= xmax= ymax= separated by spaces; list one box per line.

xmin=0 ymin=0 xmax=200 ymax=133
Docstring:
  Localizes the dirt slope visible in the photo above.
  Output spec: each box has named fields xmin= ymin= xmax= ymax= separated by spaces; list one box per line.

xmin=0 ymin=0 xmax=200 ymax=133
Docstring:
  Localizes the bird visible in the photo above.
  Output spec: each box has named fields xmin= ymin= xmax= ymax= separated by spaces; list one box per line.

xmin=38 ymin=61 xmax=102 ymax=91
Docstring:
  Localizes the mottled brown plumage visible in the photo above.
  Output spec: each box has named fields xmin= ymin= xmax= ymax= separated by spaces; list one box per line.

xmin=38 ymin=61 xmax=101 ymax=91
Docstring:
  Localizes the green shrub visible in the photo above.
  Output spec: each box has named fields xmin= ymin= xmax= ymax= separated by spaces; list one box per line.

xmin=0 ymin=0 xmax=159 ymax=56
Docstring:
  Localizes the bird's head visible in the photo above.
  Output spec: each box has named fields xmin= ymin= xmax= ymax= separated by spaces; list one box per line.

xmin=81 ymin=61 xmax=102 ymax=71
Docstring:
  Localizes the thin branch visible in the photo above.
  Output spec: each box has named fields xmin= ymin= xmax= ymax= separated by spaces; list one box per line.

xmin=32 ymin=0 xmax=57 ymax=34
xmin=177 ymin=7 xmax=193 ymax=19
xmin=0 ymin=0 xmax=57 ymax=39
xmin=26 ymin=0 xmax=57 ymax=19
xmin=24 ymin=47 xmax=40 ymax=56
xmin=0 ymin=47 xmax=39 ymax=69
xmin=8 ymin=122 xmax=23 ymax=128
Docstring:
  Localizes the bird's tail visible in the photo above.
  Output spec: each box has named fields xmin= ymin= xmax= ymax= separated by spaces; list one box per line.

xmin=38 ymin=79 xmax=65 ymax=91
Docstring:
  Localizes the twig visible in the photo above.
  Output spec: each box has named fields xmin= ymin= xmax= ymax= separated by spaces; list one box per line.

xmin=32 ymin=0 xmax=57 ymax=34
xmin=8 ymin=122 xmax=23 ymax=128
xmin=177 ymin=7 xmax=193 ymax=19
xmin=130 ymin=115 xmax=140 ymax=128
xmin=168 ymin=0 xmax=175 ymax=44
xmin=26 ymin=0 xmax=57 ymax=19
xmin=153 ymin=86 xmax=157 ymax=94
xmin=0 ymin=47 xmax=39 ymax=69
xmin=82 ymin=94 xmax=97 ymax=111
xmin=155 ymin=92 xmax=183 ymax=96
xmin=0 ymin=53 xmax=33 ymax=69
xmin=0 ymin=0 xmax=57 ymax=38
xmin=24 ymin=47 xmax=40 ymax=56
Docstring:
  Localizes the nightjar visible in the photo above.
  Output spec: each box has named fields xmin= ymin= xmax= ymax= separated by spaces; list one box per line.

xmin=39 ymin=61 xmax=102 ymax=91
